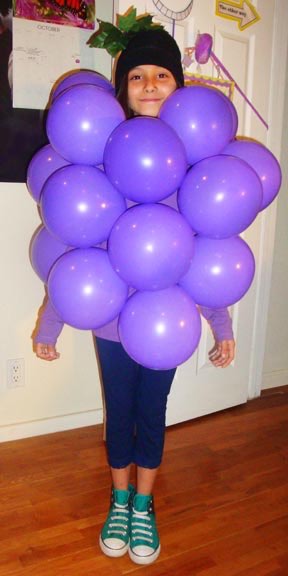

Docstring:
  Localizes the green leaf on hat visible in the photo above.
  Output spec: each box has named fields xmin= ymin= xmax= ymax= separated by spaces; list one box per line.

xmin=118 ymin=7 xmax=137 ymax=31
xmin=87 ymin=21 xmax=124 ymax=55
xmin=87 ymin=5 xmax=164 ymax=56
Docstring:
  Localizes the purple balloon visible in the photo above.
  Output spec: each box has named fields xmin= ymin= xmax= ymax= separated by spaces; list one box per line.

xmin=30 ymin=225 xmax=69 ymax=283
xmin=179 ymin=236 xmax=255 ymax=307
xmin=227 ymin=98 xmax=238 ymax=138
xmin=118 ymin=286 xmax=202 ymax=370
xmin=108 ymin=203 xmax=195 ymax=290
xmin=41 ymin=165 xmax=126 ymax=247
xmin=48 ymin=248 xmax=128 ymax=329
xmin=202 ymin=90 xmax=238 ymax=139
xmin=104 ymin=117 xmax=187 ymax=202
xmin=27 ymin=144 xmax=70 ymax=203
xmin=222 ymin=139 xmax=282 ymax=210
xmin=178 ymin=155 xmax=263 ymax=238
xmin=159 ymin=86 xmax=236 ymax=165
xmin=51 ymin=70 xmax=114 ymax=101
xmin=46 ymin=84 xmax=125 ymax=165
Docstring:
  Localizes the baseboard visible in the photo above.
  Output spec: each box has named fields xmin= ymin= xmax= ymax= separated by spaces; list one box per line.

xmin=0 ymin=409 xmax=104 ymax=443
xmin=262 ymin=370 xmax=288 ymax=390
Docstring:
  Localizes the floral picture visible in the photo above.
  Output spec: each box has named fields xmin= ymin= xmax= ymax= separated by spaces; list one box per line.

xmin=14 ymin=0 xmax=96 ymax=29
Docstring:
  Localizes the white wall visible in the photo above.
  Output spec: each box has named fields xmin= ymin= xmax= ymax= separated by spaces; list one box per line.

xmin=0 ymin=184 xmax=104 ymax=441
xmin=0 ymin=1 xmax=115 ymax=442
xmin=262 ymin=48 xmax=288 ymax=389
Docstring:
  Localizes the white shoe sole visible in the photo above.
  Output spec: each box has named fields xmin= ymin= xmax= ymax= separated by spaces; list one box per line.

xmin=99 ymin=535 xmax=129 ymax=558
xmin=128 ymin=544 xmax=161 ymax=565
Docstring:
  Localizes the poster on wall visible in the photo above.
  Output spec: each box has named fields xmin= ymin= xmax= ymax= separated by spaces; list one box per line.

xmin=13 ymin=0 xmax=97 ymax=109
xmin=0 ymin=0 xmax=104 ymax=183
xmin=0 ymin=0 xmax=48 ymax=182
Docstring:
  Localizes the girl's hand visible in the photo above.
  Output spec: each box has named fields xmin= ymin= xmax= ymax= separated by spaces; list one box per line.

xmin=209 ymin=339 xmax=235 ymax=368
xmin=35 ymin=343 xmax=60 ymax=361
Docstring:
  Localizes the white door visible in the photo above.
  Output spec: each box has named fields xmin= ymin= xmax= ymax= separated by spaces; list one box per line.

xmin=116 ymin=0 xmax=287 ymax=424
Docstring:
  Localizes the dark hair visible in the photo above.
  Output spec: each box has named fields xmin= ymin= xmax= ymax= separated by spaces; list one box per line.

xmin=116 ymin=73 xmax=132 ymax=118
xmin=116 ymin=70 xmax=182 ymax=119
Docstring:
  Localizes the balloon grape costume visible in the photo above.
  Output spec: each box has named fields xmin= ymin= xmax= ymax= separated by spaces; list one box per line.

xmin=28 ymin=68 xmax=282 ymax=370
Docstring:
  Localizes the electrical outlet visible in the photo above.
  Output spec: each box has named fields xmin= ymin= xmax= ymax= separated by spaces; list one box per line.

xmin=7 ymin=358 xmax=25 ymax=389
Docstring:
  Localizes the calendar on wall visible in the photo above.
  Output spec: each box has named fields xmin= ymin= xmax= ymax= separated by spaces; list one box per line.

xmin=0 ymin=0 xmax=113 ymax=182
xmin=12 ymin=0 xmax=116 ymax=110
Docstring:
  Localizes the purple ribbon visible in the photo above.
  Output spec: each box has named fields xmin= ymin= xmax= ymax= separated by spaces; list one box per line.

xmin=211 ymin=51 xmax=268 ymax=130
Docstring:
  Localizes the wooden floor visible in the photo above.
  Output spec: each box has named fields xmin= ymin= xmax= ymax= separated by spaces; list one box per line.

xmin=0 ymin=386 xmax=288 ymax=576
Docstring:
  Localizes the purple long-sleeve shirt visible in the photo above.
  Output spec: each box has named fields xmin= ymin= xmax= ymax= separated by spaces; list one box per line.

xmin=33 ymin=295 xmax=233 ymax=345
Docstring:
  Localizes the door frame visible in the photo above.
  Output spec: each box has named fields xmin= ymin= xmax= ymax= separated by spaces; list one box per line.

xmin=248 ymin=0 xmax=288 ymax=398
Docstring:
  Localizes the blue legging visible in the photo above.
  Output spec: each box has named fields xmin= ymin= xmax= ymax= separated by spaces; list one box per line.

xmin=95 ymin=337 xmax=176 ymax=469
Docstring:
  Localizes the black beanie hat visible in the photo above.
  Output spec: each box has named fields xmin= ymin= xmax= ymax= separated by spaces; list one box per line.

xmin=115 ymin=29 xmax=184 ymax=94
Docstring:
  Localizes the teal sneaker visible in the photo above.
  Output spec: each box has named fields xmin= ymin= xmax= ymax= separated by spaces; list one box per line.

xmin=99 ymin=485 xmax=135 ymax=557
xmin=129 ymin=493 xmax=161 ymax=565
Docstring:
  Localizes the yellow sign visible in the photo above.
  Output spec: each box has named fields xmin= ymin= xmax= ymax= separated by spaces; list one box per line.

xmin=216 ymin=0 xmax=260 ymax=31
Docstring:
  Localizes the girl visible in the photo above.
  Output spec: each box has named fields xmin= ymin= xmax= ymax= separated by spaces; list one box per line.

xmin=34 ymin=28 xmax=235 ymax=566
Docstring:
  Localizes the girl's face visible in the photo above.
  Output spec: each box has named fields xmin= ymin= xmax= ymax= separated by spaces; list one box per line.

xmin=127 ymin=64 xmax=177 ymax=117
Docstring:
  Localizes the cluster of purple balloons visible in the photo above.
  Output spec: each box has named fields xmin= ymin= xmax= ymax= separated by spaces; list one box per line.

xmin=28 ymin=70 xmax=282 ymax=369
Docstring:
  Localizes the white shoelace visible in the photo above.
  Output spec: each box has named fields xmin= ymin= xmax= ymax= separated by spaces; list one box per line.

xmin=131 ymin=509 xmax=153 ymax=544
xmin=107 ymin=502 xmax=129 ymax=536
